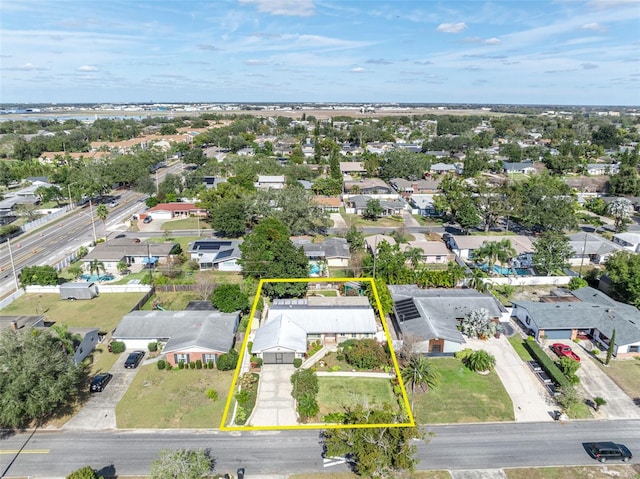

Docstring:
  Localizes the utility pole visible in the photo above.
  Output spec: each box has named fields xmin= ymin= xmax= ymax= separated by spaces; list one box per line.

xmin=88 ymin=199 xmax=98 ymax=244
xmin=147 ymin=242 xmax=153 ymax=286
xmin=7 ymin=237 xmax=20 ymax=293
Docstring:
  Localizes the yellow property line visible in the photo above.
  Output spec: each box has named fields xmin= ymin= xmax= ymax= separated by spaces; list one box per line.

xmin=0 ymin=449 xmax=50 ymax=454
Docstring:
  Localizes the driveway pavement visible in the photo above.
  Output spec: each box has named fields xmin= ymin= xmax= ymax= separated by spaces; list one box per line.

xmin=329 ymin=213 xmax=347 ymax=229
xmin=249 ymin=364 xmax=298 ymax=427
xmin=62 ymin=351 xmax=145 ymax=430
xmin=544 ymin=340 xmax=640 ymax=420
xmin=466 ymin=333 xmax=555 ymax=422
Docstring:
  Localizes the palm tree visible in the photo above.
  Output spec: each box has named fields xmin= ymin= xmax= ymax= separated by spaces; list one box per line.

xmin=401 ymin=355 xmax=441 ymax=410
xmin=89 ymin=259 xmax=105 ymax=277
xmin=96 ymin=204 xmax=109 ymax=240
xmin=465 ymin=350 xmax=496 ymax=373
xmin=467 ymin=268 xmax=489 ymax=293
xmin=404 ymin=247 xmax=424 ymax=269
xmin=473 ymin=239 xmax=517 ymax=275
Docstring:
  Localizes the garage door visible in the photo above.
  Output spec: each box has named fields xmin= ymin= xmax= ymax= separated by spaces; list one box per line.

xmin=545 ymin=329 xmax=573 ymax=340
xmin=262 ymin=352 xmax=295 ymax=364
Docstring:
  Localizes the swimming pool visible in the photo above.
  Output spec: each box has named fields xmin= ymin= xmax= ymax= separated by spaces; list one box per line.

xmin=478 ymin=264 xmax=531 ymax=276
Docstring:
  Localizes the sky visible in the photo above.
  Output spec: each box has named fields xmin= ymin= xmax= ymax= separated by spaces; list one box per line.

xmin=1 ymin=0 xmax=639 ymax=106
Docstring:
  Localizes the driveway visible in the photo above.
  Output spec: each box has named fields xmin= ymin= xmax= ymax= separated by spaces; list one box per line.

xmin=544 ymin=340 xmax=640 ymax=420
xmin=62 ymin=351 xmax=146 ymax=430
xmin=466 ymin=332 xmax=555 ymax=422
xmin=249 ymin=364 xmax=298 ymax=427
xmin=329 ymin=213 xmax=347 ymax=229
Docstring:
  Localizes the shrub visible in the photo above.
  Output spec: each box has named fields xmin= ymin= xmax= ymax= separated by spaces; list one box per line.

xmin=336 ymin=354 xmax=344 ymax=362
xmin=203 ymin=362 xmax=208 ymax=369
xmin=290 ymin=368 xmax=319 ymax=400
xmin=208 ymin=360 xmax=215 ymax=369
xmin=343 ymin=338 xmax=388 ymax=369
xmin=465 ymin=350 xmax=496 ymax=372
xmin=157 ymin=359 xmax=166 ymax=370
xmin=524 ymin=339 xmax=569 ymax=388
xmin=178 ymin=361 xmax=185 ymax=370
xmin=217 ymin=349 xmax=239 ymax=371
xmin=235 ymin=390 xmax=250 ymax=404
xmin=454 ymin=348 xmax=474 ymax=361
xmin=189 ymin=362 xmax=196 ymax=369
xmin=148 ymin=341 xmax=158 ymax=352
xmin=293 ymin=358 xmax=303 ymax=368
xmin=206 ymin=388 xmax=218 ymax=402
xmin=323 ymin=412 xmax=346 ymax=423
xmin=196 ymin=359 xmax=202 ymax=369
xmin=66 ymin=466 xmax=99 ymax=479
xmin=109 ymin=341 xmax=125 ymax=354
xmin=567 ymin=277 xmax=588 ymax=290
xmin=297 ymin=393 xmax=319 ymax=421
xmin=235 ymin=406 xmax=247 ymax=425
xmin=247 ymin=341 xmax=253 ymax=354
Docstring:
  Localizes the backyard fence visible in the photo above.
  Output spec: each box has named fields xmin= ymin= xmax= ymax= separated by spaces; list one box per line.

xmin=479 ymin=276 xmax=573 ymax=287
xmin=21 ymin=205 xmax=72 ymax=232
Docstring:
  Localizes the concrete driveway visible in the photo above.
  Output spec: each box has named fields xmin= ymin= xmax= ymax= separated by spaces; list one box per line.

xmin=544 ymin=340 xmax=640 ymax=420
xmin=62 ymin=351 xmax=146 ymax=430
xmin=249 ymin=364 xmax=298 ymax=427
xmin=466 ymin=333 xmax=555 ymax=422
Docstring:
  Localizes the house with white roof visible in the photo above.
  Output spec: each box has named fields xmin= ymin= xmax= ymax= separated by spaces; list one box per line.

xmin=251 ymin=297 xmax=378 ymax=364
xmin=612 ymin=232 xmax=640 ymax=253
xmin=255 ymin=175 xmax=286 ymax=190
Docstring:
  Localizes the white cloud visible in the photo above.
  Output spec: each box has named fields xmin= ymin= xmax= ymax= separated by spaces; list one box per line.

xmin=436 ymin=22 xmax=467 ymax=34
xmin=12 ymin=62 xmax=47 ymax=71
xmin=245 ymin=59 xmax=267 ymax=65
xmin=239 ymin=0 xmax=315 ymax=17
xmin=463 ymin=36 xmax=502 ymax=45
xmin=77 ymin=65 xmax=98 ymax=72
xmin=484 ymin=37 xmax=501 ymax=45
xmin=582 ymin=22 xmax=607 ymax=31
xmin=350 ymin=67 xmax=366 ymax=73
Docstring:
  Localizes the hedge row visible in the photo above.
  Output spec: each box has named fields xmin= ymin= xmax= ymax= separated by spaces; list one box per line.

xmin=524 ymin=339 xmax=569 ymax=388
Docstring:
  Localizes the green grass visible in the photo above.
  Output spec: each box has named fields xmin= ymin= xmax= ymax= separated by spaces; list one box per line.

xmin=310 ymin=289 xmax=338 ymax=297
xmin=116 ymin=366 xmax=233 ymax=428
xmin=0 ymin=292 xmax=146 ymax=332
xmin=161 ymin=217 xmax=210 ymax=231
xmin=290 ymin=473 xmax=451 ymax=479
xmin=505 ymin=465 xmax=640 ymax=479
xmin=316 ymin=377 xmax=398 ymax=417
xmin=89 ymin=343 xmax=121 ymax=375
xmin=508 ymin=335 xmax=533 ymax=361
xmin=412 ymin=357 xmax=514 ymax=424
xmin=343 ymin=213 xmax=404 ymax=228
xmin=596 ymin=358 xmax=640 ymax=401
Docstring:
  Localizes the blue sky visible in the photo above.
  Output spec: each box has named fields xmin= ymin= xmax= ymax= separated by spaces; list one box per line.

xmin=1 ymin=0 xmax=639 ymax=105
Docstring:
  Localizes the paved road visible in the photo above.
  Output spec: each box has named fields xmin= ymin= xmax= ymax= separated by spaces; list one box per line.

xmin=2 ymin=420 xmax=639 ymax=477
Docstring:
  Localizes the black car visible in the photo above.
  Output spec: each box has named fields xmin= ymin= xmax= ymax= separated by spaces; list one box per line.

xmin=143 ymin=215 xmax=153 ymax=224
xmin=90 ymin=373 xmax=113 ymax=392
xmin=586 ymin=442 xmax=632 ymax=462
xmin=124 ymin=350 xmax=145 ymax=369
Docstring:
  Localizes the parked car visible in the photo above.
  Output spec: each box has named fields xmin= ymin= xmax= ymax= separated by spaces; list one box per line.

xmin=586 ymin=442 xmax=632 ymax=462
xmin=551 ymin=343 xmax=581 ymax=362
xmin=124 ymin=350 xmax=145 ymax=369
xmin=90 ymin=373 xmax=113 ymax=392
xmin=109 ymin=201 xmax=118 ymax=207
xmin=143 ymin=215 xmax=153 ymax=223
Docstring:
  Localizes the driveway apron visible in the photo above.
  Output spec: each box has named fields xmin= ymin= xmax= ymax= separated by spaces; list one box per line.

xmin=249 ymin=364 xmax=298 ymax=427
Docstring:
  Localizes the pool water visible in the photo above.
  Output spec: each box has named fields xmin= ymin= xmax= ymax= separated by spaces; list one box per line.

xmin=478 ymin=264 xmax=531 ymax=276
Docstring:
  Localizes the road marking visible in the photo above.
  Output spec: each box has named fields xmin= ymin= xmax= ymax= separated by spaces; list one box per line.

xmin=323 ymin=456 xmax=346 ymax=467
xmin=0 ymin=449 xmax=50 ymax=454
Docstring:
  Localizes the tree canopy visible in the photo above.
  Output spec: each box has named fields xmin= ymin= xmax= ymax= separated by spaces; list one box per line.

xmin=604 ymin=251 xmax=640 ymax=307
xmin=149 ymin=448 xmax=215 ymax=479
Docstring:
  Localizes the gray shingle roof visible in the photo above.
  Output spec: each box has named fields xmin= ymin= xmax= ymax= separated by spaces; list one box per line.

xmin=512 ymin=287 xmax=640 ymax=345
xmin=294 ymin=237 xmax=350 ymax=260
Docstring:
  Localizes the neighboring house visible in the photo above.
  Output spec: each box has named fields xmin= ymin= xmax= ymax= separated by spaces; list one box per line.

xmin=511 ymin=287 xmax=640 ymax=357
xmin=343 ymin=178 xmax=394 ymax=195
xmin=187 ymin=239 xmax=243 ymax=271
xmin=344 ymin=195 xmax=406 ymax=216
xmin=423 ymin=151 xmax=450 ymax=159
xmin=400 ymin=240 xmax=453 ymax=264
xmin=568 ymin=232 xmax=624 ymax=266
xmin=364 ymin=234 xmax=396 ymax=254
xmin=445 ymin=235 xmax=534 ymax=265
xmin=252 ymin=296 xmax=378 ymax=364
xmin=586 ymin=163 xmax=620 ymax=175
xmin=81 ymin=238 xmax=178 ymax=272
xmin=388 ymin=285 xmax=509 ymax=355
xmin=202 ymin=176 xmax=227 ymax=189
xmin=409 ymin=194 xmax=438 ymax=217
xmin=293 ymin=237 xmax=351 ymax=268
xmin=611 ymin=232 xmax=640 ymax=253
xmin=340 ymin=161 xmax=367 ymax=176
xmin=390 ymin=178 xmax=441 ymax=196
xmin=312 ymin=196 xmax=342 ymax=212
xmin=255 ymin=175 xmax=286 ymax=190
xmin=112 ymin=310 xmax=240 ymax=367
xmin=430 ymin=162 xmax=459 ymax=175
xmin=503 ymin=161 xmax=536 ymax=175
xmin=147 ymin=202 xmax=207 ymax=220
xmin=236 ymin=147 xmax=255 ymax=157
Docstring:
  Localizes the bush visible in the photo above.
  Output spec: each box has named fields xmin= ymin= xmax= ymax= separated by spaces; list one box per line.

xmin=567 ymin=277 xmax=588 ymax=290
xmin=109 ymin=341 xmax=125 ymax=354
xmin=148 ymin=341 xmax=158 ymax=352
xmin=465 ymin=350 xmax=496 ymax=372
xmin=343 ymin=338 xmax=388 ymax=369
xmin=208 ymin=360 xmax=215 ymax=369
xmin=196 ymin=359 xmax=202 ymax=369
xmin=217 ymin=349 xmax=239 ymax=371
xmin=189 ymin=362 xmax=196 ymax=369
xmin=157 ymin=359 xmax=166 ymax=370
xmin=454 ymin=348 xmax=474 ymax=361
xmin=336 ymin=354 xmax=344 ymax=361
xmin=178 ymin=361 xmax=185 ymax=370
xmin=66 ymin=466 xmax=99 ymax=479
xmin=323 ymin=412 xmax=346 ymax=423
xmin=235 ymin=406 xmax=247 ymax=425
xmin=524 ymin=339 xmax=569 ymax=388
xmin=206 ymin=388 xmax=218 ymax=402
xmin=203 ymin=362 xmax=208 ymax=369
xmin=247 ymin=341 xmax=253 ymax=354
xmin=290 ymin=368 xmax=319 ymax=400
xmin=293 ymin=358 xmax=303 ymax=368
xmin=235 ymin=389 xmax=250 ymax=404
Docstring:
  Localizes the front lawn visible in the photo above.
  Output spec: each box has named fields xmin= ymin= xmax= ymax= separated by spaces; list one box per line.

xmin=116 ymin=366 xmax=233 ymax=428
xmin=161 ymin=217 xmax=211 ymax=231
xmin=0 ymin=292 xmax=146 ymax=332
xmin=505 ymin=465 xmax=640 ymax=479
xmin=343 ymin=213 xmax=404 ymax=228
xmin=316 ymin=377 xmax=398 ymax=418
xmin=596 ymin=358 xmax=640 ymax=400
xmin=412 ymin=357 xmax=514 ymax=424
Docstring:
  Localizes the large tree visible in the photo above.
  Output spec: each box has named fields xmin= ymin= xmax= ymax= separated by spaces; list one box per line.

xmin=515 ymin=172 xmax=577 ymax=232
xmin=19 ymin=265 xmax=59 ymax=287
xmin=149 ymin=449 xmax=215 ymax=479
xmin=0 ymin=329 xmax=84 ymax=428
xmin=472 ymin=239 xmax=516 ymax=275
xmin=532 ymin=232 xmax=573 ymax=275
xmin=239 ymin=217 xmax=308 ymax=298
xmin=604 ymin=251 xmax=640 ymax=307
xmin=607 ymin=197 xmax=633 ymax=232
xmin=322 ymin=406 xmax=424 ymax=478
xmin=211 ymin=284 xmax=249 ymax=313
xmin=210 ymin=198 xmax=246 ymax=237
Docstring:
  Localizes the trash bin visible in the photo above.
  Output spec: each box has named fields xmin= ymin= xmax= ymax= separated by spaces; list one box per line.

xmin=237 ymin=468 xmax=245 ymax=479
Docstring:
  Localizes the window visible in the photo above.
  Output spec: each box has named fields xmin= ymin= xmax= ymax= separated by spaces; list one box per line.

xmin=175 ymin=353 xmax=190 ymax=364
xmin=628 ymin=345 xmax=640 ymax=353
xmin=430 ymin=344 xmax=442 ymax=353
xmin=202 ymin=353 xmax=217 ymax=363
xmin=350 ymin=334 xmax=357 ymax=339
xmin=525 ymin=317 xmax=531 ymax=325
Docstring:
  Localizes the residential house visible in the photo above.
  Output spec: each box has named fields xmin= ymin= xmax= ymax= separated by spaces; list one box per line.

xmin=586 ymin=163 xmax=620 ymax=176
xmin=112 ymin=310 xmax=240 ymax=367
xmin=202 ymin=176 xmax=227 ymax=189
xmin=511 ymin=287 xmax=640 ymax=357
xmin=568 ymin=232 xmax=624 ymax=266
xmin=445 ymin=235 xmax=534 ymax=266
xmin=390 ymin=178 xmax=441 ymax=197
xmin=312 ymin=196 xmax=342 ymax=212
xmin=251 ymin=296 xmax=378 ymax=364
xmin=612 ymin=232 xmax=640 ymax=253
xmin=147 ymin=202 xmax=207 ymax=220
xmin=364 ymin=234 xmax=396 ymax=254
xmin=344 ymin=195 xmax=406 ymax=216
xmin=423 ymin=151 xmax=450 ymax=159
xmin=430 ymin=162 xmax=459 ymax=175
xmin=503 ymin=161 xmax=536 ymax=175
xmin=343 ymin=178 xmax=394 ymax=195
xmin=400 ymin=240 xmax=453 ymax=264
xmin=293 ymin=237 xmax=351 ymax=268
xmin=340 ymin=161 xmax=367 ymax=177
xmin=187 ymin=239 xmax=243 ymax=271
xmin=81 ymin=238 xmax=179 ymax=272
xmin=388 ymin=285 xmax=509 ymax=355
xmin=409 ymin=194 xmax=438 ymax=217
xmin=255 ymin=175 xmax=286 ymax=190
xmin=236 ymin=147 xmax=255 ymax=157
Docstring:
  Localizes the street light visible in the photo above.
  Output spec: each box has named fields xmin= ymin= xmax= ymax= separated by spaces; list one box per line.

xmin=88 ymin=199 xmax=98 ymax=244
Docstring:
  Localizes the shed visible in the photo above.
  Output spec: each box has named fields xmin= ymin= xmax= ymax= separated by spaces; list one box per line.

xmin=60 ymin=282 xmax=99 ymax=300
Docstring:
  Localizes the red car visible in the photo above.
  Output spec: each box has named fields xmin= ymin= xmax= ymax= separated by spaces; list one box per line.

xmin=551 ymin=343 xmax=581 ymax=362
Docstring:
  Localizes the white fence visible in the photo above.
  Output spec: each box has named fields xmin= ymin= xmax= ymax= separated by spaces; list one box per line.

xmin=21 ymin=205 xmax=73 ymax=232
xmin=478 ymin=276 xmax=573 ymax=287
xmin=0 ymin=289 xmax=25 ymax=310
xmin=25 ymin=284 xmax=152 ymax=294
